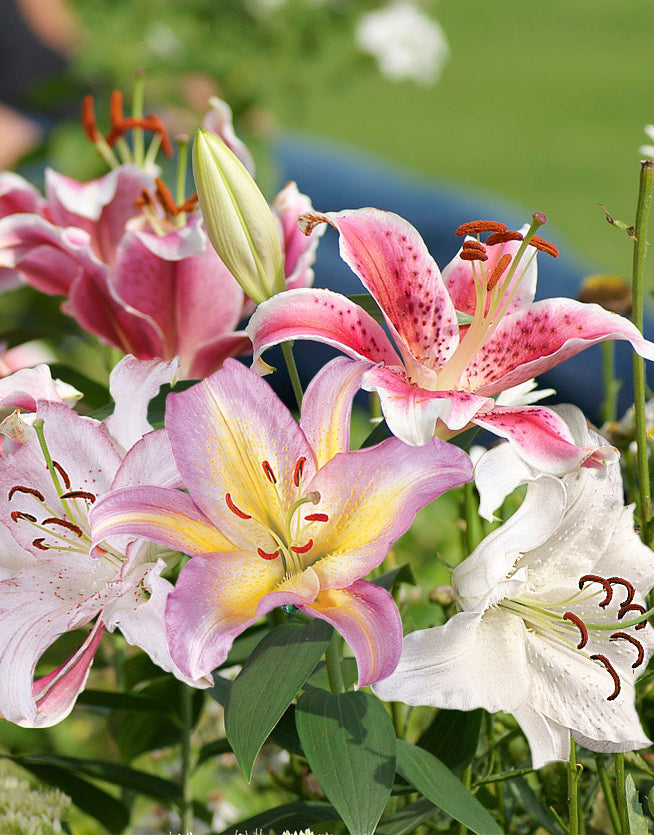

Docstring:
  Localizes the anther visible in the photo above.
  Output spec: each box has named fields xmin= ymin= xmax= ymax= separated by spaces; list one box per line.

xmin=486 ymin=253 xmax=513 ymax=291
xmin=563 ymin=611 xmax=588 ymax=649
xmin=460 ymin=241 xmax=488 ymax=262
xmin=293 ymin=457 xmax=306 ymax=487
xmin=485 ymin=230 xmax=524 ymax=246
xmin=155 ymin=177 xmax=179 ymax=217
xmin=529 ymin=235 xmax=559 ymax=258
xmin=10 ymin=511 xmax=36 ymax=523
xmin=32 ymin=538 xmax=49 ymax=551
xmin=618 ymin=603 xmax=647 ymax=629
xmin=590 ymin=654 xmax=621 ymax=700
xmin=607 ymin=577 xmax=635 ymax=606
xmin=52 ymin=461 xmax=71 ymax=490
xmin=610 ymin=632 xmax=645 ymax=668
xmin=291 ymin=539 xmax=314 ymax=554
xmin=305 ymin=513 xmax=329 ymax=523
xmin=143 ymin=113 xmax=174 ymax=157
xmin=109 ymin=90 xmax=124 ymax=130
xmin=60 ymin=490 xmax=96 ymax=503
xmin=262 ymin=460 xmax=277 ymax=484
xmin=42 ymin=517 xmax=84 ymax=537
xmin=225 ymin=493 xmax=252 ymax=520
xmin=257 ymin=547 xmax=280 ymax=560
xmin=178 ymin=192 xmax=199 ymax=213
xmin=81 ymin=95 xmax=100 ymax=143
xmin=8 ymin=485 xmax=45 ymax=502
xmin=455 ymin=220 xmax=507 ymax=237
xmin=579 ymin=574 xmax=613 ymax=608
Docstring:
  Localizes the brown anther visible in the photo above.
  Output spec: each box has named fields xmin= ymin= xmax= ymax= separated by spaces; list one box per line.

xmin=485 ymin=230 xmax=524 ymax=246
xmin=455 ymin=220 xmax=507 ymax=237
xmin=608 ymin=577 xmax=636 ymax=607
xmin=225 ymin=493 xmax=252 ymax=520
xmin=155 ymin=177 xmax=179 ymax=217
xmin=529 ymin=235 xmax=559 ymax=258
xmin=293 ymin=457 xmax=306 ymax=487
xmin=60 ymin=490 xmax=96 ymax=503
xmin=143 ymin=113 xmax=174 ymax=157
xmin=32 ymin=538 xmax=49 ymax=551
xmin=257 ymin=547 xmax=280 ymax=560
xmin=8 ymin=485 xmax=45 ymax=502
xmin=52 ymin=461 xmax=71 ymax=490
xmin=590 ymin=654 xmax=621 ymax=700
xmin=135 ymin=189 xmax=155 ymax=210
xmin=563 ymin=611 xmax=588 ymax=649
xmin=81 ymin=95 xmax=100 ymax=143
xmin=178 ymin=192 xmax=199 ymax=213
xmin=618 ymin=603 xmax=647 ymax=629
xmin=460 ymin=241 xmax=488 ymax=262
xmin=262 ymin=460 xmax=277 ymax=484
xmin=610 ymin=632 xmax=645 ymax=668
xmin=109 ymin=90 xmax=124 ymax=129
xmin=579 ymin=574 xmax=613 ymax=608
xmin=487 ymin=253 xmax=513 ymax=291
xmin=305 ymin=513 xmax=329 ymax=523
xmin=291 ymin=539 xmax=314 ymax=554
xmin=42 ymin=517 xmax=84 ymax=537
xmin=10 ymin=511 xmax=36 ymax=523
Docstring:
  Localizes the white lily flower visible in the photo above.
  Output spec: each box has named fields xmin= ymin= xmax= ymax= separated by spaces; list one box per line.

xmin=374 ymin=420 xmax=654 ymax=768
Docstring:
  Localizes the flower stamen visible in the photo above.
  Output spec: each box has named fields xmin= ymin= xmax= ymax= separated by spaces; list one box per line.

xmin=455 ymin=220 xmax=507 ymax=236
xmin=608 ymin=576 xmax=636 ymax=606
xmin=8 ymin=485 xmax=45 ymax=502
xmin=529 ymin=235 xmax=559 ymax=258
xmin=579 ymin=574 xmax=613 ymax=608
xmin=305 ymin=513 xmax=329 ymax=522
xmin=563 ymin=611 xmax=588 ymax=648
xmin=257 ymin=547 xmax=280 ymax=560
xmin=293 ymin=457 xmax=306 ymax=487
xmin=618 ymin=603 xmax=647 ymax=629
xmin=610 ymin=632 xmax=645 ymax=668
xmin=460 ymin=240 xmax=488 ymax=262
xmin=60 ymin=490 xmax=96 ymax=503
xmin=590 ymin=653 xmax=621 ymax=700
xmin=10 ymin=510 xmax=36 ymax=523
xmin=486 ymin=253 xmax=513 ymax=292
xmin=52 ymin=461 xmax=71 ymax=491
xmin=41 ymin=517 xmax=84 ymax=538
xmin=261 ymin=460 xmax=277 ymax=484
xmin=291 ymin=539 xmax=313 ymax=554
xmin=225 ymin=493 xmax=252 ymax=519
xmin=485 ymin=230 xmax=524 ymax=246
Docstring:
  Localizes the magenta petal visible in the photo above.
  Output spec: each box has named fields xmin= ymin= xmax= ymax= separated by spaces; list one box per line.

xmin=273 ymin=181 xmax=322 ymax=289
xmin=0 ymin=172 xmax=46 ymax=218
xmin=302 ymin=580 xmax=402 ymax=687
xmin=185 ymin=332 xmax=252 ymax=379
xmin=202 ymin=96 xmax=255 ymax=175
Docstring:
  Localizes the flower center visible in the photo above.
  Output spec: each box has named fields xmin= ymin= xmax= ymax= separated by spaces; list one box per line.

xmin=500 ymin=573 xmax=648 ymax=701
xmin=224 ymin=456 xmax=329 ymax=580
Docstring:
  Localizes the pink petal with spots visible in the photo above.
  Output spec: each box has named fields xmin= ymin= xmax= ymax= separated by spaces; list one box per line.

xmin=302 ymin=209 xmax=460 ymax=375
xmin=273 ymin=181 xmax=322 ymax=290
xmin=248 ymin=287 xmax=401 ymax=373
xmin=302 ymin=581 xmax=402 ymax=687
xmin=473 ymin=404 xmax=618 ymax=475
xmin=363 ymin=364 xmax=490 ymax=446
xmin=462 ymin=298 xmax=654 ymax=395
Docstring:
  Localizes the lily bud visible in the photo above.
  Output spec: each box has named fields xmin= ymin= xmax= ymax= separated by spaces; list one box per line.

xmin=192 ymin=129 xmax=285 ymax=304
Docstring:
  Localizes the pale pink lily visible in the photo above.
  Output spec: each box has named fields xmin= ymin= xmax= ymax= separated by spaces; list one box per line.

xmin=0 ymin=356 xmax=210 ymax=728
xmin=374 ymin=419 xmax=654 ymax=768
xmin=89 ymin=358 xmax=472 ymax=686
xmin=248 ymin=210 xmax=654 ymax=474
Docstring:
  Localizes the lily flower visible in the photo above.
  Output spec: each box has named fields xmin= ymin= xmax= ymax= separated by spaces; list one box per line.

xmin=89 ymin=358 xmax=473 ymax=686
xmin=373 ymin=418 xmax=654 ymax=768
xmin=0 ymin=356 xmax=210 ymax=728
xmin=248 ymin=210 xmax=654 ymax=474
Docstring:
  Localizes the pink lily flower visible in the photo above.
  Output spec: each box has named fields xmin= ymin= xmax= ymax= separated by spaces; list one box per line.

xmin=0 ymin=356 xmax=210 ymax=728
xmin=90 ymin=358 xmax=472 ymax=687
xmin=248 ymin=211 xmax=654 ymax=474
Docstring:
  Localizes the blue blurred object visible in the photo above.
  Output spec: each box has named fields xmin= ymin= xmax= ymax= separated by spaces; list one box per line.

xmin=271 ymin=134 xmax=654 ymax=425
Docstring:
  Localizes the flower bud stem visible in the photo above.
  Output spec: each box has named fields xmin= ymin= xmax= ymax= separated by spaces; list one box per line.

xmin=325 ymin=631 xmax=345 ymax=694
xmin=132 ymin=73 xmax=145 ymax=167
xmin=282 ymin=342 xmax=303 ymax=410
xmin=615 ymin=752 xmax=629 ymax=834
xmin=567 ymin=738 xmax=582 ymax=835
xmin=595 ymin=755 xmax=621 ymax=834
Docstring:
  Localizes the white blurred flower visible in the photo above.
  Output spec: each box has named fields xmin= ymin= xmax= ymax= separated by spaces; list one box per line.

xmin=639 ymin=125 xmax=654 ymax=158
xmin=355 ymin=2 xmax=449 ymax=85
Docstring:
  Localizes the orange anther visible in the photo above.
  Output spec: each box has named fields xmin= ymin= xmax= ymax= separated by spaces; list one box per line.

xmin=455 ymin=220 xmax=507 ymax=237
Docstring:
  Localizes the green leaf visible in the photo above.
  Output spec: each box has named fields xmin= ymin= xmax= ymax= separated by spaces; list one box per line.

xmin=348 ymin=293 xmax=384 ymax=323
xmin=196 ymin=738 xmax=233 ymax=767
xmin=373 ymin=563 xmax=416 ymax=592
xmin=376 ymin=797 xmax=438 ymax=834
xmin=416 ymin=708 xmax=482 ymax=773
xmin=508 ymin=776 xmax=565 ymax=834
xmin=146 ymin=379 xmax=197 ymax=428
xmin=360 ymin=419 xmax=391 ymax=449
xmin=77 ymin=688 xmax=176 ymax=714
xmin=626 ymin=774 xmax=649 ymax=835
xmin=217 ymin=800 xmax=338 ymax=835
xmin=47 ymin=363 xmax=111 ymax=412
xmin=208 ymin=673 xmax=232 ymax=706
xmin=395 ymin=740 xmax=501 ymax=835
xmin=296 ymin=689 xmax=396 ymax=835
xmin=225 ymin=620 xmax=333 ymax=780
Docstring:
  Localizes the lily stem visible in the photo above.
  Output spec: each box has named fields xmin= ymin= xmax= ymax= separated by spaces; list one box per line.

xmin=567 ymin=737 xmax=581 ymax=835
xmin=179 ymin=683 xmax=194 ymax=834
xmin=631 ymin=159 xmax=654 ymax=545
xmin=325 ymin=632 xmax=345 ymax=694
xmin=615 ymin=753 xmax=629 ymax=835
xmin=595 ymin=755 xmax=621 ymax=834
xmin=457 ymin=764 xmax=473 ymax=835
xmin=282 ymin=341 xmax=303 ymax=411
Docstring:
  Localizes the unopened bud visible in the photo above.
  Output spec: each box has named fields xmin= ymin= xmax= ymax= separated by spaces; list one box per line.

xmin=192 ymin=129 xmax=285 ymax=304
xmin=577 ymin=274 xmax=632 ymax=315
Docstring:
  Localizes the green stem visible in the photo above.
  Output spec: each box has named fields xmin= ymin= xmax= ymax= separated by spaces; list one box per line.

xmin=325 ymin=632 xmax=345 ymax=694
xmin=457 ymin=764 xmax=473 ymax=835
xmin=282 ymin=341 xmax=303 ymax=410
xmin=601 ymin=341 xmax=619 ymax=425
xmin=595 ymin=755 xmax=621 ymax=834
xmin=463 ymin=482 xmax=481 ymax=555
xmin=567 ymin=737 xmax=580 ymax=835
xmin=179 ymin=684 xmax=194 ymax=834
xmin=132 ymin=71 xmax=145 ymax=167
xmin=615 ymin=753 xmax=629 ymax=835
xmin=631 ymin=159 xmax=654 ymax=545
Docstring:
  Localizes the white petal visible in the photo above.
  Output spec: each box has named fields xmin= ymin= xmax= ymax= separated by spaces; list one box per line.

xmin=512 ymin=706 xmax=570 ymax=768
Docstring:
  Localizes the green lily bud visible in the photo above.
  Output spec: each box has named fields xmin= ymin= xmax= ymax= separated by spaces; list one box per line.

xmin=193 ymin=129 xmax=285 ymax=303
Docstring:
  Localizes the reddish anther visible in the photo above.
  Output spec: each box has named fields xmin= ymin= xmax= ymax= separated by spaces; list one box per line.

xmin=10 ymin=511 xmax=36 ymax=523
xmin=81 ymin=95 xmax=100 ymax=143
xmin=293 ymin=457 xmax=306 ymax=487
xmin=618 ymin=603 xmax=647 ymax=629
xmin=485 ymin=230 xmax=524 ymax=246
xmin=529 ymin=235 xmax=559 ymax=258
xmin=460 ymin=241 xmax=488 ymax=262
xmin=225 ymin=493 xmax=252 ymax=520
xmin=155 ymin=178 xmax=179 ymax=217
xmin=52 ymin=461 xmax=71 ymax=490
xmin=178 ymin=192 xmax=199 ymax=212
xmin=257 ymin=547 xmax=280 ymax=560
xmin=578 ymin=574 xmax=613 ymax=608
xmin=610 ymin=632 xmax=645 ymax=668
xmin=607 ymin=577 xmax=635 ymax=606
xmin=487 ymin=253 xmax=513 ymax=291
xmin=305 ymin=513 xmax=329 ymax=523
xmin=455 ymin=220 xmax=507 ymax=237
xmin=262 ymin=460 xmax=277 ymax=484
xmin=563 ymin=611 xmax=588 ymax=649
xmin=8 ymin=485 xmax=45 ymax=502
xmin=590 ymin=653 xmax=621 ymax=700
xmin=32 ymin=538 xmax=49 ymax=551
xmin=144 ymin=113 xmax=174 ymax=157
xmin=60 ymin=490 xmax=96 ymax=503
xmin=109 ymin=90 xmax=124 ymax=129
xmin=291 ymin=539 xmax=314 ymax=554
xmin=42 ymin=517 xmax=84 ymax=537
